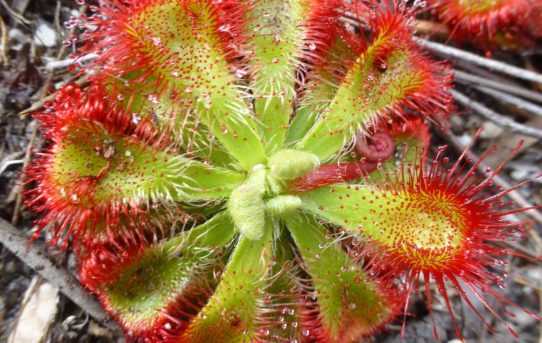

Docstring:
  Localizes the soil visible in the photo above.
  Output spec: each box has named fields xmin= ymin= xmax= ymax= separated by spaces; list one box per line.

xmin=0 ymin=1 xmax=540 ymax=342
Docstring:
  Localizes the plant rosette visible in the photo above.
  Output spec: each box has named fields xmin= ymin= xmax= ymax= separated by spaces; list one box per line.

xmin=24 ymin=0 xmax=540 ymax=342
xmin=428 ymin=0 xmax=541 ymax=49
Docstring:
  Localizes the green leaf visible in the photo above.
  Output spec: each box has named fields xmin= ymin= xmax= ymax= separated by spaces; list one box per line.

xmin=52 ymin=122 xmax=245 ymax=205
xmin=103 ymin=248 xmax=204 ymax=329
xmin=260 ymin=223 xmax=305 ymax=341
xmin=286 ymin=213 xmax=397 ymax=341
xmin=286 ymin=79 xmax=336 ymax=144
xmin=245 ymin=0 xmax=310 ymax=153
xmin=108 ymin=76 xmax=236 ymax=169
xmin=162 ymin=211 xmax=236 ymax=251
xmin=123 ymin=1 xmax=267 ymax=170
xmin=182 ymin=220 xmax=273 ymax=342
xmin=171 ymin=159 xmax=246 ymax=201
xmin=299 ymin=184 xmax=465 ymax=258
xmin=286 ymin=37 xmax=355 ymax=144
xmin=101 ymin=212 xmax=236 ymax=332
xmin=297 ymin=40 xmax=429 ymax=162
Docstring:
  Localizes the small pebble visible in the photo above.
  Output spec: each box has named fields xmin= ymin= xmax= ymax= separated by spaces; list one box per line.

xmin=34 ymin=20 xmax=57 ymax=47
xmin=479 ymin=121 xmax=504 ymax=139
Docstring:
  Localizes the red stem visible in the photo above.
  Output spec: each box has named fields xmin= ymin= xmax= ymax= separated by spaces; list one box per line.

xmin=289 ymin=160 xmax=380 ymax=193
xmin=289 ymin=131 xmax=395 ymax=193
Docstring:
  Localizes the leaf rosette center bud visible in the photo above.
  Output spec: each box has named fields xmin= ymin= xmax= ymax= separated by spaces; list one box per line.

xmin=229 ymin=150 xmax=320 ymax=239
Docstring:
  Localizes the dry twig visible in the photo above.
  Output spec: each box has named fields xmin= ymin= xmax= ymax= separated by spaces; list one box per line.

xmin=453 ymin=69 xmax=542 ymax=104
xmin=45 ymin=53 xmax=98 ymax=71
xmin=416 ymin=38 xmax=542 ymax=85
xmin=0 ymin=0 xmax=30 ymax=25
xmin=10 ymin=123 xmax=37 ymax=226
xmin=18 ymin=76 xmax=88 ymax=118
xmin=474 ymin=86 xmax=542 ymax=118
xmin=0 ymin=217 xmax=120 ymax=332
xmin=0 ymin=15 xmax=8 ymax=65
xmin=452 ymin=90 xmax=542 ymax=140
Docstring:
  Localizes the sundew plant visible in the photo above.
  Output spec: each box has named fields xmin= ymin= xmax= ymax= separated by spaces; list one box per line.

xmin=25 ymin=0 xmax=540 ymax=342
xmin=427 ymin=0 xmax=542 ymax=49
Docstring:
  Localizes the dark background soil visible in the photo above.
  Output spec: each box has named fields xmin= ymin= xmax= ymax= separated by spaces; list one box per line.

xmin=0 ymin=0 xmax=540 ymax=342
